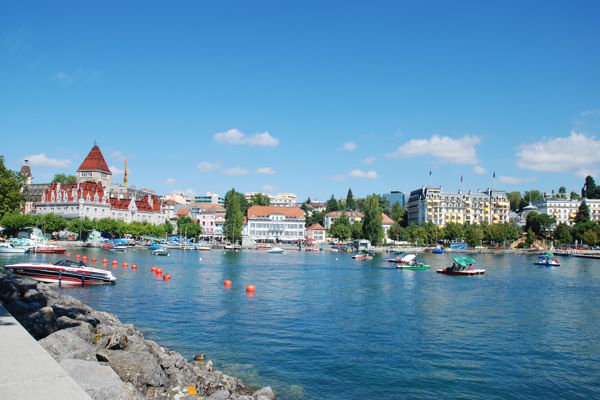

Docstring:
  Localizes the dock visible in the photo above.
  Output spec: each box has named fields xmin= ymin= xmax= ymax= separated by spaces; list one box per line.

xmin=0 ymin=304 xmax=91 ymax=400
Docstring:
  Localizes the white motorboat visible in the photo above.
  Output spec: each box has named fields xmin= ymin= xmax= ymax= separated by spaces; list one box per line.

xmin=0 ymin=242 xmax=29 ymax=254
xmin=267 ymin=247 xmax=285 ymax=254
xmin=152 ymin=248 xmax=170 ymax=256
xmin=110 ymin=245 xmax=128 ymax=252
xmin=5 ymin=259 xmax=116 ymax=285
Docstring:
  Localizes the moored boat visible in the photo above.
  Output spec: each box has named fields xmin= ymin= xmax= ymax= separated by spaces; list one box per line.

xmin=535 ymin=253 xmax=560 ymax=266
xmin=267 ymin=247 xmax=285 ymax=254
xmin=110 ymin=245 xmax=128 ymax=252
xmin=0 ymin=242 xmax=29 ymax=254
xmin=152 ymin=248 xmax=170 ymax=256
xmin=437 ymin=256 xmax=486 ymax=276
xmin=35 ymin=243 xmax=66 ymax=254
xmin=5 ymin=259 xmax=116 ymax=285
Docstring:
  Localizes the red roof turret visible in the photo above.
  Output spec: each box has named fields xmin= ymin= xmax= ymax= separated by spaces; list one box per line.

xmin=78 ymin=145 xmax=111 ymax=174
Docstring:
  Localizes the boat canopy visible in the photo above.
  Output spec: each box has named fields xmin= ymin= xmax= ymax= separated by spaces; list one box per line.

xmin=453 ymin=256 xmax=468 ymax=267
xmin=462 ymin=256 xmax=476 ymax=264
xmin=402 ymin=254 xmax=416 ymax=262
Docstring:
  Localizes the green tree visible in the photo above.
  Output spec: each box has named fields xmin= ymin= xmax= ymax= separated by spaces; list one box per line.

xmin=519 ymin=190 xmax=544 ymax=210
xmin=305 ymin=210 xmax=326 ymax=228
xmin=362 ymin=194 xmax=384 ymax=245
xmin=345 ymin=188 xmax=356 ymax=211
xmin=583 ymin=176 xmax=597 ymax=199
xmin=506 ymin=191 xmax=523 ymax=212
xmin=250 ymin=193 xmax=271 ymax=206
xmin=524 ymin=227 xmax=536 ymax=247
xmin=51 ymin=174 xmax=77 ymax=184
xmin=464 ymin=224 xmax=484 ymax=248
xmin=422 ymin=222 xmax=440 ymax=246
xmin=575 ymin=202 xmax=591 ymax=224
xmin=406 ymin=225 xmax=427 ymax=246
xmin=177 ymin=216 xmax=202 ymax=238
xmin=443 ymin=223 xmax=464 ymax=242
xmin=390 ymin=203 xmax=405 ymax=225
xmin=553 ymin=223 xmax=572 ymax=247
xmin=326 ymin=195 xmax=340 ymax=212
xmin=351 ymin=221 xmax=362 ymax=240
xmin=328 ymin=214 xmax=351 ymax=241
xmin=582 ymin=229 xmax=598 ymax=246
xmin=0 ymin=212 xmax=36 ymax=235
xmin=223 ymin=191 xmax=244 ymax=243
xmin=0 ymin=156 xmax=25 ymax=217
xmin=224 ymin=188 xmax=249 ymax=215
xmin=387 ymin=223 xmax=407 ymax=242
xmin=570 ymin=191 xmax=581 ymax=200
xmin=558 ymin=186 xmax=567 ymax=194
xmin=525 ymin=212 xmax=556 ymax=239
xmin=40 ymin=213 xmax=67 ymax=233
xmin=376 ymin=195 xmax=392 ymax=217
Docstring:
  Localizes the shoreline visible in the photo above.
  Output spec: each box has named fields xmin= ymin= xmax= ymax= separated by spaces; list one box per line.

xmin=0 ymin=272 xmax=276 ymax=400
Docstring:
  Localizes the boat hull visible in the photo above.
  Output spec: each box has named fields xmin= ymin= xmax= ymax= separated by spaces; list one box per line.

xmin=534 ymin=262 xmax=560 ymax=266
xmin=35 ymin=248 xmax=66 ymax=254
xmin=397 ymin=265 xmax=430 ymax=270
xmin=0 ymin=248 xmax=29 ymax=254
xmin=5 ymin=264 xmax=116 ymax=285
xmin=436 ymin=268 xmax=485 ymax=275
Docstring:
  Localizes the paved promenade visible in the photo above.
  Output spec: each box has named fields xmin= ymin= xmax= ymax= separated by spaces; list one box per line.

xmin=0 ymin=304 xmax=91 ymax=400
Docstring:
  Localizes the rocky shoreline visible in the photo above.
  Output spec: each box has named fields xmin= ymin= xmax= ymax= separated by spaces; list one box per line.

xmin=0 ymin=272 xmax=276 ymax=400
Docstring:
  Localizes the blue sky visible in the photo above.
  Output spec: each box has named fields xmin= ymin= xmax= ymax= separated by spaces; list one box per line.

xmin=1 ymin=1 xmax=599 ymax=201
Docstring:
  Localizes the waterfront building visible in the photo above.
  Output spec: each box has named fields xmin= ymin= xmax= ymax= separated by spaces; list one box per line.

xmin=382 ymin=191 xmax=405 ymax=207
xmin=19 ymin=159 xmax=50 ymax=215
xmin=244 ymin=192 xmax=298 ymax=207
xmin=76 ymin=144 xmax=112 ymax=191
xmin=245 ymin=205 xmax=305 ymax=242
xmin=37 ymin=181 xmax=112 ymax=220
xmin=534 ymin=197 xmax=600 ymax=225
xmin=305 ymin=223 xmax=326 ymax=243
xmin=109 ymin=194 xmax=166 ymax=225
xmin=195 ymin=204 xmax=225 ymax=238
xmin=406 ymin=187 xmax=510 ymax=227
xmin=194 ymin=192 xmax=224 ymax=205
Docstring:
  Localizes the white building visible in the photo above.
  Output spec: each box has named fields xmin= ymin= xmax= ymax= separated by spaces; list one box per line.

xmin=163 ymin=192 xmax=190 ymax=205
xmin=305 ymin=223 xmax=326 ymax=243
xmin=194 ymin=192 xmax=224 ymax=205
xmin=406 ymin=187 xmax=510 ymax=227
xmin=36 ymin=181 xmax=112 ymax=220
xmin=245 ymin=205 xmax=305 ymax=242
xmin=244 ymin=192 xmax=298 ymax=207
xmin=534 ymin=197 xmax=600 ymax=225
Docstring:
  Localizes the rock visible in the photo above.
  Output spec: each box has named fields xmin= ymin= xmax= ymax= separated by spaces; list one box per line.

xmin=107 ymin=350 xmax=168 ymax=387
xmin=96 ymin=349 xmax=110 ymax=362
xmin=207 ymin=389 xmax=230 ymax=400
xmin=222 ymin=374 xmax=246 ymax=394
xmin=39 ymin=329 xmax=96 ymax=362
xmin=52 ymin=301 xmax=99 ymax=327
xmin=12 ymin=276 xmax=38 ymax=295
xmin=57 ymin=317 xmax=94 ymax=342
xmin=196 ymin=370 xmax=223 ymax=395
xmin=60 ymin=359 xmax=144 ymax=400
xmin=206 ymin=359 xmax=214 ymax=372
xmin=24 ymin=306 xmax=58 ymax=339
xmin=231 ymin=396 xmax=253 ymax=400
xmin=252 ymin=387 xmax=276 ymax=400
xmin=5 ymin=298 xmax=44 ymax=319
xmin=23 ymin=288 xmax=47 ymax=305
xmin=0 ymin=276 xmax=18 ymax=303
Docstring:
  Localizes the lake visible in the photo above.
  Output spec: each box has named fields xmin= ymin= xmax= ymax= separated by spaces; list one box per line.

xmin=2 ymin=249 xmax=600 ymax=399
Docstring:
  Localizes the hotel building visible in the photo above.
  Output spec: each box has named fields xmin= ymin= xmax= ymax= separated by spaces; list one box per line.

xmin=245 ymin=205 xmax=305 ymax=242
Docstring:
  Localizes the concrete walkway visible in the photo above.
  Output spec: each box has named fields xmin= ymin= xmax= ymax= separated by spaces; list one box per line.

xmin=0 ymin=304 xmax=91 ymax=399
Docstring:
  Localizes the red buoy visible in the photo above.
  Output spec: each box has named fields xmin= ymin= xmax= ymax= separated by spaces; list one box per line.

xmin=91 ymin=257 xmax=96 ymax=262
xmin=132 ymin=264 xmax=138 ymax=270
xmin=224 ymin=280 xmax=232 ymax=288
xmin=156 ymin=268 xmax=163 ymax=275
xmin=66 ymin=252 xmax=71 ymax=257
xmin=75 ymin=254 xmax=81 ymax=259
xmin=151 ymin=266 xmax=157 ymax=272
xmin=102 ymin=258 xmax=107 ymax=263
xmin=82 ymin=256 xmax=88 ymax=262
xmin=246 ymin=285 xmax=256 ymax=293
xmin=112 ymin=260 xmax=118 ymax=265
xmin=123 ymin=262 xmax=128 ymax=268
xmin=163 ymin=274 xmax=171 ymax=280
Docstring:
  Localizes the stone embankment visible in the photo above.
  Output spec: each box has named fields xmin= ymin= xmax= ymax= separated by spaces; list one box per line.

xmin=0 ymin=273 xmax=276 ymax=400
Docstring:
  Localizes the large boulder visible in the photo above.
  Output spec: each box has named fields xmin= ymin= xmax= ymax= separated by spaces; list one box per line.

xmin=252 ymin=387 xmax=276 ymax=400
xmin=0 ymin=275 xmax=18 ymax=304
xmin=23 ymin=306 xmax=58 ymax=339
xmin=51 ymin=298 xmax=99 ymax=327
xmin=107 ymin=350 xmax=168 ymax=387
xmin=39 ymin=329 xmax=96 ymax=362
xmin=60 ymin=359 xmax=145 ymax=400
xmin=207 ymin=389 xmax=230 ymax=400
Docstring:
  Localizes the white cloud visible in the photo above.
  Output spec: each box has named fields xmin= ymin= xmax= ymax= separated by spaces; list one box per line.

xmin=54 ymin=72 xmax=73 ymax=85
xmin=197 ymin=161 xmax=220 ymax=173
xmin=498 ymin=176 xmax=537 ymax=185
xmin=261 ymin=184 xmax=276 ymax=192
xmin=341 ymin=141 xmax=357 ymax=151
xmin=516 ymin=131 xmax=600 ymax=175
xmin=363 ymin=156 xmax=376 ymax=165
xmin=26 ymin=153 xmax=71 ymax=168
xmin=256 ymin=167 xmax=275 ymax=175
xmin=473 ymin=165 xmax=487 ymax=175
xmin=389 ymin=134 xmax=480 ymax=164
xmin=222 ymin=166 xmax=250 ymax=176
xmin=580 ymin=109 xmax=600 ymax=118
xmin=165 ymin=177 xmax=176 ymax=185
xmin=109 ymin=166 xmax=124 ymax=177
xmin=214 ymin=129 xmax=279 ymax=147
xmin=349 ymin=169 xmax=378 ymax=179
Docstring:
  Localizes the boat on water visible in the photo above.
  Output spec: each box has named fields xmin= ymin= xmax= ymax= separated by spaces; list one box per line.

xmin=0 ymin=242 xmax=29 ymax=254
xmin=437 ymin=256 xmax=486 ymax=276
xmin=35 ymin=242 xmax=66 ymax=254
xmin=432 ymin=245 xmax=444 ymax=254
xmin=196 ymin=244 xmax=211 ymax=251
xmin=5 ymin=259 xmax=116 ymax=285
xmin=110 ymin=245 xmax=128 ymax=252
xmin=352 ymin=250 xmax=373 ymax=260
xmin=148 ymin=243 xmax=165 ymax=251
xmin=535 ymin=253 xmax=560 ymax=266
xmin=267 ymin=247 xmax=285 ymax=254
xmin=389 ymin=254 xmax=430 ymax=270
xmin=151 ymin=248 xmax=170 ymax=256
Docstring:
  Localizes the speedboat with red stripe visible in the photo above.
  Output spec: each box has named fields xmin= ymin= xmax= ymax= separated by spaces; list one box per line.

xmin=5 ymin=259 xmax=116 ymax=285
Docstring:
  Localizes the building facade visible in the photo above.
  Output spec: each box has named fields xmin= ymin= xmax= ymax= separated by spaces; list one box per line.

xmin=244 ymin=192 xmax=298 ymax=207
xmin=305 ymin=223 xmax=326 ymax=243
xmin=194 ymin=192 xmax=224 ymax=205
xmin=382 ymin=191 xmax=405 ymax=207
xmin=76 ymin=144 xmax=112 ymax=191
xmin=534 ymin=198 xmax=600 ymax=225
xmin=245 ymin=205 xmax=305 ymax=242
xmin=406 ymin=187 xmax=510 ymax=227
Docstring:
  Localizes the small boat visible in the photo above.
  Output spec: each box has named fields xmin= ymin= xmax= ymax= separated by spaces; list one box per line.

xmin=0 ymin=242 xmax=29 ymax=254
xmin=352 ymin=250 xmax=373 ymax=260
xmin=35 ymin=243 xmax=66 ymax=254
xmin=5 ymin=259 xmax=116 ymax=285
xmin=437 ymin=256 xmax=486 ymax=276
xmin=196 ymin=245 xmax=211 ymax=251
xmin=389 ymin=254 xmax=430 ymax=270
xmin=432 ymin=245 xmax=444 ymax=254
xmin=152 ymin=248 xmax=170 ymax=256
xmin=397 ymin=264 xmax=430 ymax=271
xmin=110 ymin=245 xmax=128 ymax=252
xmin=148 ymin=243 xmax=164 ymax=251
xmin=267 ymin=247 xmax=285 ymax=254
xmin=535 ymin=253 xmax=560 ymax=266
xmin=388 ymin=253 xmax=416 ymax=264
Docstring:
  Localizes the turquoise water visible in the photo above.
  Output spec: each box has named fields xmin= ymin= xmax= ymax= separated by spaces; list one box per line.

xmin=2 ymin=249 xmax=600 ymax=399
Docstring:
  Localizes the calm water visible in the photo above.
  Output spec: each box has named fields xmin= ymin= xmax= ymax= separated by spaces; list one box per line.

xmin=2 ymin=249 xmax=600 ymax=399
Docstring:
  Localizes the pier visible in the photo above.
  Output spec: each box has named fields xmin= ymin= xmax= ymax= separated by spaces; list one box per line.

xmin=0 ymin=304 xmax=91 ymax=400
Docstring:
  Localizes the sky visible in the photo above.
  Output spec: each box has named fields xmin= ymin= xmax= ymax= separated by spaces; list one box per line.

xmin=1 ymin=1 xmax=599 ymax=201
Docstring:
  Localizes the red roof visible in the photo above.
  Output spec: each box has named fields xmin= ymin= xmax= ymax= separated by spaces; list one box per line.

xmin=110 ymin=198 xmax=131 ymax=210
xmin=44 ymin=182 xmax=105 ymax=203
xmin=19 ymin=164 xmax=32 ymax=177
xmin=382 ymin=213 xmax=395 ymax=225
xmin=307 ymin=223 xmax=325 ymax=231
xmin=177 ymin=208 xmax=190 ymax=217
xmin=247 ymin=205 xmax=305 ymax=220
xmin=78 ymin=145 xmax=111 ymax=173
xmin=325 ymin=211 xmax=364 ymax=219
xmin=110 ymin=195 xmax=162 ymax=213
